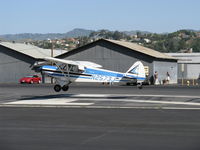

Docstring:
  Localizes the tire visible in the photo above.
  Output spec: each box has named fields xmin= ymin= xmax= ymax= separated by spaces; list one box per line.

xmin=30 ymin=80 xmax=33 ymax=84
xmin=54 ymin=84 xmax=62 ymax=92
xmin=126 ymin=83 xmax=131 ymax=86
xmin=62 ymin=85 xmax=69 ymax=91
xmin=137 ymin=84 xmax=143 ymax=89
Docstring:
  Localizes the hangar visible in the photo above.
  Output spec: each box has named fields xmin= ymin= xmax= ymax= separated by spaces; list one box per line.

xmin=0 ymin=39 xmax=178 ymax=84
xmin=0 ymin=42 xmax=64 ymax=83
xmin=57 ymin=39 xmax=178 ymax=84
xmin=167 ymin=53 xmax=200 ymax=82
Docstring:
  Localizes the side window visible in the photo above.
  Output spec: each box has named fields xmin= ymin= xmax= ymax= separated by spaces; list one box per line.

xmin=70 ymin=65 xmax=79 ymax=73
xmin=60 ymin=64 xmax=67 ymax=70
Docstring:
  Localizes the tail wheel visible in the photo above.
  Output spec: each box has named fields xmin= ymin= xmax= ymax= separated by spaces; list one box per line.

xmin=54 ymin=84 xmax=62 ymax=92
xmin=62 ymin=85 xmax=69 ymax=91
xmin=137 ymin=83 xmax=143 ymax=89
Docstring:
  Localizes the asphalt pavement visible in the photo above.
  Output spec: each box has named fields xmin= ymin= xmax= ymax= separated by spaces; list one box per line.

xmin=0 ymin=83 xmax=200 ymax=150
xmin=1 ymin=83 xmax=200 ymax=100
xmin=0 ymin=107 xmax=200 ymax=150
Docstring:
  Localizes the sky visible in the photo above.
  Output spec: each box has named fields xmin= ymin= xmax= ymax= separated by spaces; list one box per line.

xmin=0 ymin=0 xmax=200 ymax=34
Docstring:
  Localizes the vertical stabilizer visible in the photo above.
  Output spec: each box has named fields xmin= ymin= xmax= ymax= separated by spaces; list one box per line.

xmin=125 ymin=61 xmax=146 ymax=80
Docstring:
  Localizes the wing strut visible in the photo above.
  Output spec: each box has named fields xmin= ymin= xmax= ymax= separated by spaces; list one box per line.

xmin=53 ymin=62 xmax=72 ymax=88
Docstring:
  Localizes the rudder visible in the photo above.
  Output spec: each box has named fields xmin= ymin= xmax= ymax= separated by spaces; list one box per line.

xmin=125 ymin=61 xmax=146 ymax=80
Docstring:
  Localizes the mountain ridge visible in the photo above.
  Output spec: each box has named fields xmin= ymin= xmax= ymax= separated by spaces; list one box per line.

xmin=0 ymin=28 xmax=152 ymax=41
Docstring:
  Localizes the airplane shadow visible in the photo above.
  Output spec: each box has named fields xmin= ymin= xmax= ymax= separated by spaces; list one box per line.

xmin=19 ymin=94 xmax=78 ymax=100
xmin=19 ymin=94 xmax=129 ymax=100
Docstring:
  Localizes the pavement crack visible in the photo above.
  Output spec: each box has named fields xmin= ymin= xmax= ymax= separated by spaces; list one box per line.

xmin=81 ymin=132 xmax=110 ymax=145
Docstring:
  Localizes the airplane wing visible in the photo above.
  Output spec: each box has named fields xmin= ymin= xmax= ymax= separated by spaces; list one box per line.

xmin=43 ymin=57 xmax=102 ymax=70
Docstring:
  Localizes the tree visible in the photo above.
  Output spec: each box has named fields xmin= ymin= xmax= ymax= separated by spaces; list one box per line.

xmin=113 ymin=31 xmax=123 ymax=40
xmin=177 ymin=39 xmax=187 ymax=50
xmin=191 ymin=39 xmax=200 ymax=52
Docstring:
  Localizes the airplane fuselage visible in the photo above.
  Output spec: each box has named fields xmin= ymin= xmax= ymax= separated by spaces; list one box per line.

xmin=41 ymin=65 xmax=145 ymax=84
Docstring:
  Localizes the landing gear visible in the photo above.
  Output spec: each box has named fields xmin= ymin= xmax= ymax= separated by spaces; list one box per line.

xmin=53 ymin=78 xmax=71 ymax=92
xmin=62 ymin=85 xmax=69 ymax=91
xmin=54 ymin=84 xmax=69 ymax=92
xmin=54 ymin=84 xmax=62 ymax=92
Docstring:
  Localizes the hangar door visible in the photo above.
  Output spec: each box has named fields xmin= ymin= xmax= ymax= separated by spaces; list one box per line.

xmin=153 ymin=61 xmax=177 ymax=84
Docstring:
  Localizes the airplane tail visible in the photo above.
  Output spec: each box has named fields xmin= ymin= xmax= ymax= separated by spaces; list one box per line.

xmin=125 ymin=61 xmax=146 ymax=80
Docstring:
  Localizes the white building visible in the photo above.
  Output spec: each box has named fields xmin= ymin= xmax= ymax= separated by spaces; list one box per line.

xmin=167 ymin=53 xmax=200 ymax=79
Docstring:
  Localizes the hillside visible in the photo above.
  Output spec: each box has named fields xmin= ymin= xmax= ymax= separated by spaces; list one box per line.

xmin=0 ymin=28 xmax=94 ymax=41
xmin=88 ymin=29 xmax=200 ymax=52
xmin=0 ymin=29 xmax=200 ymax=52
xmin=0 ymin=28 xmax=151 ymax=41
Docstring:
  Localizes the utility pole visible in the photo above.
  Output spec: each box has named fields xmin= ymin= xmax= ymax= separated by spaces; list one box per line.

xmin=51 ymin=41 xmax=54 ymax=58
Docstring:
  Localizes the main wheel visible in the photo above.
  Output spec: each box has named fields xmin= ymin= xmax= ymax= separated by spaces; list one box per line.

xmin=62 ymin=85 xmax=69 ymax=91
xmin=54 ymin=84 xmax=62 ymax=92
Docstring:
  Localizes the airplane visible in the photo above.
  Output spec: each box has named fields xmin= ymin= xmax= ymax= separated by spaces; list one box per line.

xmin=40 ymin=57 xmax=146 ymax=92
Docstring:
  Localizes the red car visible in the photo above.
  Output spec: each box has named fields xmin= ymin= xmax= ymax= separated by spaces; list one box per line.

xmin=19 ymin=75 xmax=41 ymax=84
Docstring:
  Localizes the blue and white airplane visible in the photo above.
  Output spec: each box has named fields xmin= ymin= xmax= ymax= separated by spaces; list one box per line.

xmin=41 ymin=57 xmax=146 ymax=92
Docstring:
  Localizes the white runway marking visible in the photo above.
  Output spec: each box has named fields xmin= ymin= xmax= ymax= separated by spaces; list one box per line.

xmin=5 ymin=98 xmax=94 ymax=106
xmin=2 ymin=94 xmax=200 ymax=110
xmin=70 ymin=94 xmax=200 ymax=99
xmin=104 ymin=99 xmax=200 ymax=106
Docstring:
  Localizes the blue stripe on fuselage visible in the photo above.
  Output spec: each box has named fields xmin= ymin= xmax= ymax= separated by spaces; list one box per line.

xmin=84 ymin=68 xmax=145 ymax=80
xmin=41 ymin=65 xmax=58 ymax=70
xmin=48 ymin=73 xmax=132 ymax=82
xmin=84 ymin=68 xmax=124 ymax=77
xmin=50 ymin=73 xmax=91 ymax=79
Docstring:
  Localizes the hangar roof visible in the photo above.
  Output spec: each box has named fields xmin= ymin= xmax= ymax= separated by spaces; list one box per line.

xmin=167 ymin=53 xmax=200 ymax=63
xmin=106 ymin=39 xmax=176 ymax=60
xmin=57 ymin=39 xmax=176 ymax=61
xmin=0 ymin=42 xmax=66 ymax=59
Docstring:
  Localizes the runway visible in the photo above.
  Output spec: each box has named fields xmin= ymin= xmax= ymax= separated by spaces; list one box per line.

xmin=1 ymin=83 xmax=200 ymax=109
xmin=1 ymin=107 xmax=200 ymax=150
xmin=1 ymin=84 xmax=200 ymax=150
xmin=2 ymin=93 xmax=200 ymax=109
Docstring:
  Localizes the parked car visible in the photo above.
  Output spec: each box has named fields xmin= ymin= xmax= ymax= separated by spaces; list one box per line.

xmin=19 ymin=75 xmax=41 ymax=84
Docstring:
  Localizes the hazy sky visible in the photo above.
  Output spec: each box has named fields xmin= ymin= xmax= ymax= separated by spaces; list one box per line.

xmin=0 ymin=0 xmax=200 ymax=34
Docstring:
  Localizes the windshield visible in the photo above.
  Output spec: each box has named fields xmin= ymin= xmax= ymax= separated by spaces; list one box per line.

xmin=25 ymin=76 xmax=33 ymax=78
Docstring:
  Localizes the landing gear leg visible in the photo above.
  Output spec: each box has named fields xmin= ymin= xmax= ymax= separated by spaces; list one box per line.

xmin=54 ymin=84 xmax=62 ymax=92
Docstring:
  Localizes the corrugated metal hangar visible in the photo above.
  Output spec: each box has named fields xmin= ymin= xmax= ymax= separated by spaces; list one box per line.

xmin=167 ymin=53 xmax=200 ymax=80
xmin=0 ymin=42 xmax=64 ymax=83
xmin=57 ymin=39 xmax=178 ymax=84
xmin=0 ymin=39 xmax=177 ymax=84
